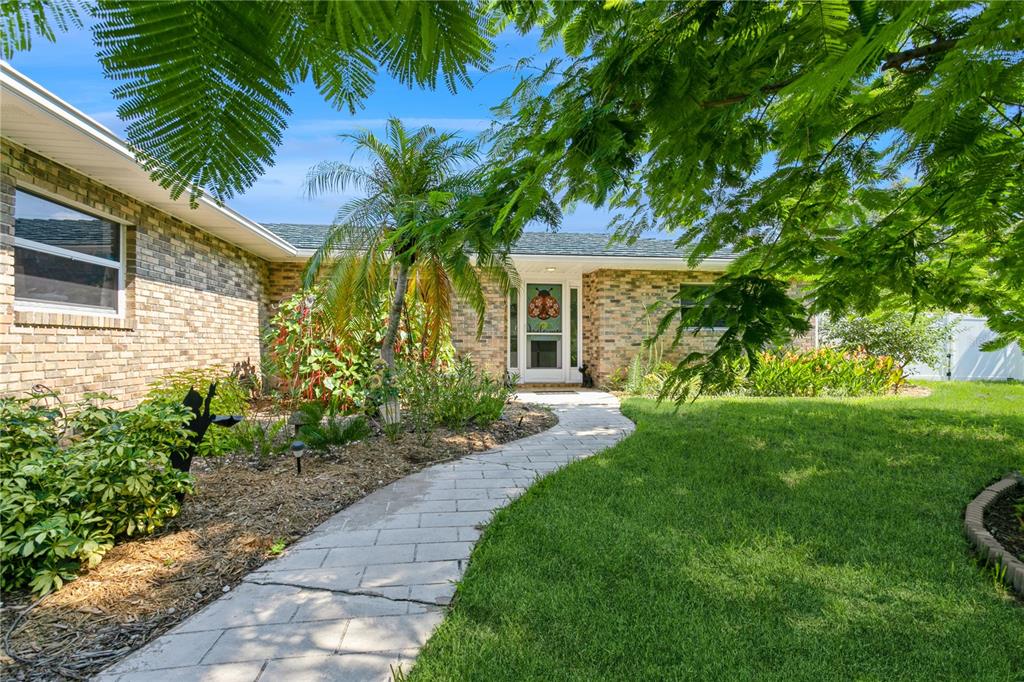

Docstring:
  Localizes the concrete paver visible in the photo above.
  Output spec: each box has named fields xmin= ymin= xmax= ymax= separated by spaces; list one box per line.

xmin=96 ymin=391 xmax=632 ymax=681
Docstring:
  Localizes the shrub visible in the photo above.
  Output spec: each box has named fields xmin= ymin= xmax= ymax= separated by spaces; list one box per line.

xmin=399 ymin=358 xmax=514 ymax=430
xmin=823 ymin=311 xmax=954 ymax=382
xmin=618 ymin=357 xmax=678 ymax=396
xmin=264 ymin=290 xmax=383 ymax=411
xmin=0 ymin=394 xmax=193 ymax=595
xmin=145 ymin=365 xmax=250 ymax=457
xmin=747 ymin=347 xmax=901 ymax=397
xmin=294 ymin=402 xmax=371 ymax=451
xmin=231 ymin=419 xmax=290 ymax=466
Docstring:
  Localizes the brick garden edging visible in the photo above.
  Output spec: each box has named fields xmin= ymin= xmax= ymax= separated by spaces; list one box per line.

xmin=964 ymin=473 xmax=1024 ymax=595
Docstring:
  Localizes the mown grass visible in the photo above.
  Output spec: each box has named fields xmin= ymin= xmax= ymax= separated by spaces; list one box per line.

xmin=411 ymin=382 xmax=1024 ymax=681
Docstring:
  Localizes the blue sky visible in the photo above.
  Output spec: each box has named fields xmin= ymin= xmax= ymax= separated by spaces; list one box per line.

xmin=8 ymin=21 xmax=617 ymax=234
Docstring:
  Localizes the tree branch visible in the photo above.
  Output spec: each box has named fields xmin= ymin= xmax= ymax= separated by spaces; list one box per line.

xmin=700 ymin=38 xmax=960 ymax=109
xmin=881 ymin=38 xmax=959 ymax=71
xmin=700 ymin=75 xmax=799 ymax=108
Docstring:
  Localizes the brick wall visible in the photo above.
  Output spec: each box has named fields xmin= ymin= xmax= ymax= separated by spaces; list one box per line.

xmin=449 ymin=275 xmax=507 ymax=378
xmin=581 ymin=269 xmax=723 ymax=385
xmin=1 ymin=139 xmax=271 ymax=407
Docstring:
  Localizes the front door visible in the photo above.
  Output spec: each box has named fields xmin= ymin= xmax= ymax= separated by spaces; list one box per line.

xmin=508 ymin=279 xmax=581 ymax=384
xmin=524 ymin=283 xmax=564 ymax=382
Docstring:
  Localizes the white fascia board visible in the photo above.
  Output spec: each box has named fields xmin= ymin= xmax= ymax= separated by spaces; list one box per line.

xmin=287 ymin=249 xmax=735 ymax=271
xmin=510 ymin=253 xmax=735 ymax=272
xmin=0 ymin=62 xmax=297 ymax=259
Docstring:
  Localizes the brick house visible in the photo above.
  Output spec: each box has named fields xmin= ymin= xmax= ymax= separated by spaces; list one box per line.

xmin=1 ymin=64 xmax=792 ymax=406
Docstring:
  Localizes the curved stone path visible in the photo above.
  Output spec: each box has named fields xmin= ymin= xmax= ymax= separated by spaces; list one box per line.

xmin=97 ymin=391 xmax=634 ymax=681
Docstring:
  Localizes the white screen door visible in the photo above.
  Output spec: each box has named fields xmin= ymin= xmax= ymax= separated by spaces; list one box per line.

xmin=523 ymin=283 xmax=564 ymax=382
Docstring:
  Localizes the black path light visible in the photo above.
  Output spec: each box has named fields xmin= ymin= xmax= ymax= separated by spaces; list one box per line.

xmin=291 ymin=440 xmax=306 ymax=475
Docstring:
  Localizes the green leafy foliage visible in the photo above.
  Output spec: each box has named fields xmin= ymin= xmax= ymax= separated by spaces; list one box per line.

xmin=607 ymin=358 xmax=678 ymax=397
xmin=144 ymin=366 xmax=250 ymax=457
xmin=264 ymin=289 xmax=393 ymax=410
xmin=492 ymin=1 xmax=1024 ymax=398
xmin=824 ymin=311 xmax=955 ymax=376
xmin=747 ymin=348 xmax=901 ymax=397
xmin=76 ymin=1 xmax=492 ymax=202
xmin=295 ymin=402 xmax=371 ymax=451
xmin=231 ymin=419 xmax=289 ymax=467
xmin=0 ymin=0 xmax=80 ymax=58
xmin=0 ymin=394 xmax=193 ymax=595
xmin=399 ymin=358 xmax=513 ymax=431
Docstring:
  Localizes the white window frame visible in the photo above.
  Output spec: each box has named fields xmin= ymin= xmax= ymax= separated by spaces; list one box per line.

xmin=12 ymin=188 xmax=127 ymax=318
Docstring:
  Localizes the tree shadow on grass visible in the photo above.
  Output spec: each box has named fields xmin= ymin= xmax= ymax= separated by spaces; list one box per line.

xmin=413 ymin=389 xmax=1024 ymax=681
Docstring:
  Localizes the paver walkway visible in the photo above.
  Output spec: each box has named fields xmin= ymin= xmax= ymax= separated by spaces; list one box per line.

xmin=97 ymin=391 xmax=633 ymax=682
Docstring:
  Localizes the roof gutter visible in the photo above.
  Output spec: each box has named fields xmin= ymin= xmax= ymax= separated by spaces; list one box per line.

xmin=0 ymin=62 xmax=297 ymax=258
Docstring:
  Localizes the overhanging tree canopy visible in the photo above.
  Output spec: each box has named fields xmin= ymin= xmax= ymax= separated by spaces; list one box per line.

xmin=493 ymin=0 xmax=1023 ymax=397
xmin=3 ymin=0 xmax=493 ymax=203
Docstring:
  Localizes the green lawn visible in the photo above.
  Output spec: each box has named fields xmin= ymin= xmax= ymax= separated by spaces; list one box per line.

xmin=411 ymin=382 xmax=1024 ymax=681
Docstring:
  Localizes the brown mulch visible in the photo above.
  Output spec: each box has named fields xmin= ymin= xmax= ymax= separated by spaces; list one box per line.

xmin=0 ymin=402 xmax=556 ymax=681
xmin=984 ymin=482 xmax=1024 ymax=563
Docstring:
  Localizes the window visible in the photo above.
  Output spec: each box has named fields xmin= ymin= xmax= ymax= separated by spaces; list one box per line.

xmin=13 ymin=190 xmax=123 ymax=314
xmin=570 ymin=287 xmax=579 ymax=367
xmin=679 ymin=284 xmax=727 ymax=329
xmin=508 ymin=287 xmax=518 ymax=368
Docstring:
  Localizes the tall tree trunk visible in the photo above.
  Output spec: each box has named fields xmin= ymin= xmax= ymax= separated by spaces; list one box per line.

xmin=381 ymin=261 xmax=410 ymax=369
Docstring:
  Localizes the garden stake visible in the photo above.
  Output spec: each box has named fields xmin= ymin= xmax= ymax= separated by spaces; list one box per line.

xmin=291 ymin=440 xmax=305 ymax=475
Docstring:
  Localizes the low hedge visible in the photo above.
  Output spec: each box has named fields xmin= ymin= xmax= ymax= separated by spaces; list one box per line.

xmin=747 ymin=347 xmax=901 ymax=397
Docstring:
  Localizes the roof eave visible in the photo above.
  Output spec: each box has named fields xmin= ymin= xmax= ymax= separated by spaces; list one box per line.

xmin=0 ymin=62 xmax=297 ymax=260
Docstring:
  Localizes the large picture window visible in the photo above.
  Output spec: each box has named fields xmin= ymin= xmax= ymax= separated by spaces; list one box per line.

xmin=13 ymin=189 xmax=123 ymax=314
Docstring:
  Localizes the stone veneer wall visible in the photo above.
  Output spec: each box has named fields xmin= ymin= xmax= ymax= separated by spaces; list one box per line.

xmin=1 ymin=139 xmax=271 ymax=408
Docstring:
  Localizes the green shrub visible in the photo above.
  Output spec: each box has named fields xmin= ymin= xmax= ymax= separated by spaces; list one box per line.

xmin=399 ymin=358 xmax=513 ymax=430
xmin=264 ymin=290 xmax=387 ymax=411
xmin=232 ymin=419 xmax=290 ymax=466
xmin=608 ymin=356 xmax=683 ymax=397
xmin=295 ymin=402 xmax=371 ymax=451
xmin=0 ymin=394 xmax=193 ymax=595
xmin=145 ymin=365 xmax=250 ymax=457
xmin=823 ymin=311 xmax=955 ymax=382
xmin=747 ymin=347 xmax=901 ymax=397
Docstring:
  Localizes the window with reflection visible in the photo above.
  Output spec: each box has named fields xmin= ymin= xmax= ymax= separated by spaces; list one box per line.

xmin=14 ymin=190 xmax=123 ymax=313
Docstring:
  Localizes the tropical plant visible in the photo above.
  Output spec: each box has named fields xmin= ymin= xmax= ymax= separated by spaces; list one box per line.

xmin=747 ymin=348 xmax=902 ymax=397
xmin=0 ymin=393 xmax=193 ymax=595
xmin=398 ymin=357 xmax=513 ymax=429
xmin=824 ymin=311 xmax=956 ymax=380
xmin=298 ymin=411 xmax=371 ymax=452
xmin=492 ymin=1 xmax=1024 ymax=399
xmin=231 ymin=419 xmax=289 ymax=467
xmin=264 ymin=289 xmax=384 ymax=410
xmin=303 ymin=118 xmax=553 ymax=371
xmin=144 ymin=365 xmax=250 ymax=457
xmin=5 ymin=1 xmax=493 ymax=203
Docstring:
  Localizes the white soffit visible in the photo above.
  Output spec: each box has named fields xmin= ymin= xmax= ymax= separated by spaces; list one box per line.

xmin=0 ymin=62 xmax=296 ymax=260
xmin=287 ymin=249 xmax=731 ymax=273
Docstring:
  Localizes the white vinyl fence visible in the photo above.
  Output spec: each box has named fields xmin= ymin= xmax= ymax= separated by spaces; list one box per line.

xmin=906 ymin=315 xmax=1024 ymax=381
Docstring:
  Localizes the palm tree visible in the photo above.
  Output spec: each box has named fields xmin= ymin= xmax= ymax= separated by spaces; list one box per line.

xmin=5 ymin=1 xmax=492 ymax=202
xmin=303 ymin=118 xmax=521 ymax=369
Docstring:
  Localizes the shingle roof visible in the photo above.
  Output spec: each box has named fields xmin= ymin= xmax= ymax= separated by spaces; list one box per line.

xmin=263 ymin=224 xmax=736 ymax=260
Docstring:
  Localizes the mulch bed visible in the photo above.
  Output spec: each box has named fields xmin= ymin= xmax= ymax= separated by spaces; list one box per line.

xmin=984 ymin=482 xmax=1024 ymax=562
xmin=0 ymin=402 xmax=556 ymax=681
